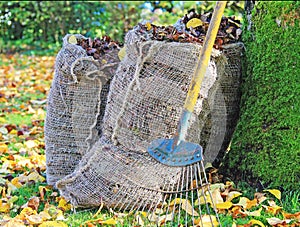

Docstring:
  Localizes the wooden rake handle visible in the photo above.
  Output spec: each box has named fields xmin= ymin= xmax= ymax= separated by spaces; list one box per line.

xmin=175 ymin=1 xmax=227 ymax=145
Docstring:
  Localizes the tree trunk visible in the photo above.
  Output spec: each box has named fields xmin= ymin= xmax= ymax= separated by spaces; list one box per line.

xmin=221 ymin=1 xmax=300 ymax=191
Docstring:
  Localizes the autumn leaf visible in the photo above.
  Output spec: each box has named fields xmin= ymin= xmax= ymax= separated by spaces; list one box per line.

xmin=264 ymin=189 xmax=281 ymax=200
xmin=244 ymin=207 xmax=263 ymax=217
xmin=226 ymin=191 xmax=243 ymax=202
xmin=170 ymin=198 xmax=199 ymax=216
xmin=194 ymin=215 xmax=219 ymax=227
xmin=186 ymin=18 xmax=204 ymax=28
xmin=39 ymin=221 xmax=68 ymax=227
xmin=248 ymin=219 xmax=266 ymax=227
xmin=216 ymin=201 xmax=233 ymax=210
xmin=266 ymin=217 xmax=292 ymax=226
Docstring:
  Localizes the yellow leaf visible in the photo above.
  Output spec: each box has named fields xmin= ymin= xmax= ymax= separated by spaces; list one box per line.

xmin=68 ymin=35 xmax=77 ymax=45
xmin=186 ymin=18 xmax=203 ymax=28
xmin=0 ymin=200 xmax=10 ymax=213
xmin=118 ymin=47 xmax=126 ymax=61
xmin=24 ymin=140 xmax=38 ymax=149
xmin=39 ymin=211 xmax=52 ymax=220
xmin=98 ymin=218 xmax=117 ymax=225
xmin=216 ymin=201 xmax=233 ymax=209
xmin=245 ymin=207 xmax=263 ymax=217
xmin=194 ymin=215 xmax=219 ymax=227
xmin=226 ymin=191 xmax=242 ymax=202
xmin=248 ymin=219 xmax=265 ymax=227
xmin=58 ymin=197 xmax=72 ymax=212
xmin=263 ymin=189 xmax=281 ymax=200
xmin=262 ymin=204 xmax=282 ymax=215
xmin=11 ymin=177 xmax=22 ymax=188
xmin=39 ymin=221 xmax=68 ymax=227
xmin=170 ymin=198 xmax=199 ymax=216
xmin=234 ymin=197 xmax=250 ymax=208
xmin=145 ymin=22 xmax=152 ymax=30
xmin=0 ymin=143 xmax=8 ymax=153
xmin=246 ymin=198 xmax=258 ymax=209
xmin=27 ymin=214 xmax=43 ymax=224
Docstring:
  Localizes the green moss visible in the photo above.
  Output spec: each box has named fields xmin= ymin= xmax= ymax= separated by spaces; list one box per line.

xmin=222 ymin=2 xmax=300 ymax=191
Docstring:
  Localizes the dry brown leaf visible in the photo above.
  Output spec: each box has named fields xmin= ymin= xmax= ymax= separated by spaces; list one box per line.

xmin=255 ymin=192 xmax=268 ymax=204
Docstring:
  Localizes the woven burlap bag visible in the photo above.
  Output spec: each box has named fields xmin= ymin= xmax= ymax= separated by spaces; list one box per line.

xmin=56 ymin=28 xmax=244 ymax=208
xmin=45 ymin=34 xmax=119 ymax=186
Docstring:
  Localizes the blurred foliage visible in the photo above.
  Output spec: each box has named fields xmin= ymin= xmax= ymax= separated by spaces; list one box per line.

xmin=0 ymin=1 xmax=244 ymax=55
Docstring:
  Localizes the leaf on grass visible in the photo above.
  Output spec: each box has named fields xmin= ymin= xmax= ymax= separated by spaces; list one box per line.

xmin=264 ymin=189 xmax=281 ymax=200
xmin=38 ymin=221 xmax=68 ymax=227
xmin=57 ymin=197 xmax=72 ymax=212
xmin=255 ymin=192 xmax=268 ymax=204
xmin=170 ymin=198 xmax=199 ymax=216
xmin=216 ymin=201 xmax=233 ymax=209
xmin=244 ymin=207 xmax=263 ymax=217
xmin=157 ymin=213 xmax=173 ymax=226
xmin=27 ymin=196 xmax=40 ymax=211
xmin=234 ymin=197 xmax=250 ymax=208
xmin=0 ymin=200 xmax=10 ymax=213
xmin=11 ymin=177 xmax=23 ymax=188
xmin=246 ymin=198 xmax=258 ymax=209
xmin=282 ymin=211 xmax=300 ymax=221
xmin=98 ymin=218 xmax=117 ymax=225
xmin=194 ymin=215 xmax=219 ymax=227
xmin=1 ymin=219 xmax=26 ymax=227
xmin=266 ymin=217 xmax=291 ymax=225
xmin=27 ymin=214 xmax=43 ymax=224
xmin=226 ymin=191 xmax=242 ymax=202
xmin=248 ymin=219 xmax=265 ymax=227
xmin=262 ymin=204 xmax=282 ymax=215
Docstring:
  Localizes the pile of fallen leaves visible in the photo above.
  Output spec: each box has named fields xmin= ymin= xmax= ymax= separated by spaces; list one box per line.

xmin=136 ymin=9 xmax=242 ymax=49
xmin=74 ymin=35 xmax=123 ymax=60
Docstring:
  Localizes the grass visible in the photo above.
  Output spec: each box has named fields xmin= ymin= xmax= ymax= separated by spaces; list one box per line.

xmin=1 ymin=54 xmax=299 ymax=227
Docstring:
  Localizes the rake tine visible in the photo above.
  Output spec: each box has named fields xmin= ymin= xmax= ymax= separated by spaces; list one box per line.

xmin=177 ymin=167 xmax=186 ymax=226
xmin=200 ymin=161 xmax=221 ymax=226
xmin=185 ymin=166 xmax=189 ymax=225
xmin=194 ymin=163 xmax=204 ymax=227
xmin=197 ymin=162 xmax=214 ymax=225
xmin=190 ymin=164 xmax=195 ymax=226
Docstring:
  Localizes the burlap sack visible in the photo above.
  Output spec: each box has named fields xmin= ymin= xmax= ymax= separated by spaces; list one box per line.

xmin=56 ymin=27 xmax=244 ymax=208
xmin=45 ymin=34 xmax=119 ymax=186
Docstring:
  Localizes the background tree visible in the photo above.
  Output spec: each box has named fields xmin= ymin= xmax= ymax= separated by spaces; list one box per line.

xmin=221 ymin=1 xmax=300 ymax=191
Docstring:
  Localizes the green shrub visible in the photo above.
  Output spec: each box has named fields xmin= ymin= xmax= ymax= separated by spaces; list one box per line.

xmin=222 ymin=1 xmax=300 ymax=191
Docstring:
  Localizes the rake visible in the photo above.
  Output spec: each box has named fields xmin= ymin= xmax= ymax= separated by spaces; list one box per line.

xmin=56 ymin=2 xmax=227 ymax=226
xmin=114 ymin=1 xmax=226 ymax=226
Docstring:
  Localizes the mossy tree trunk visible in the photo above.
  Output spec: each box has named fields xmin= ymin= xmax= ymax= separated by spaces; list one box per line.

xmin=221 ymin=1 xmax=300 ymax=191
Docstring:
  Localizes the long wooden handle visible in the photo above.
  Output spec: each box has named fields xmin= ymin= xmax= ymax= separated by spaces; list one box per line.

xmin=184 ymin=1 xmax=227 ymax=112
xmin=174 ymin=1 xmax=227 ymax=145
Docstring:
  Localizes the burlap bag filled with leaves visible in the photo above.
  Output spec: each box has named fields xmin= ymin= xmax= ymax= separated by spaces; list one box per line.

xmin=56 ymin=26 xmax=244 ymax=208
xmin=45 ymin=34 xmax=120 ymax=186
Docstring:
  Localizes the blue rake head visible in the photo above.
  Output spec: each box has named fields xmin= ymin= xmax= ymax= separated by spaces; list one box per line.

xmin=147 ymin=138 xmax=203 ymax=167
